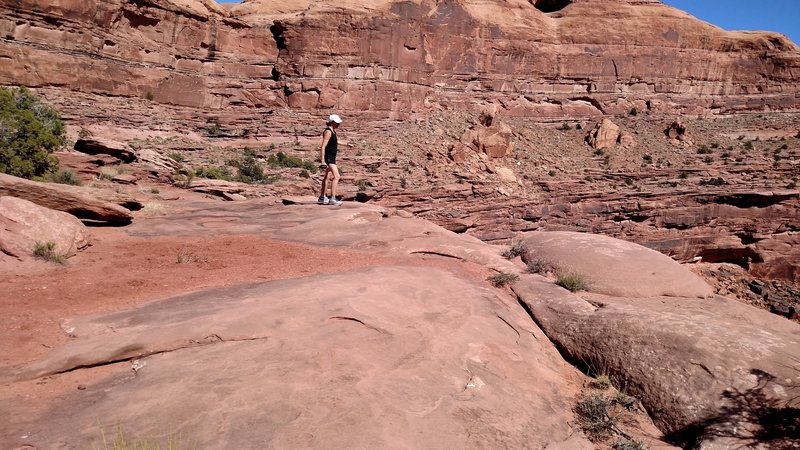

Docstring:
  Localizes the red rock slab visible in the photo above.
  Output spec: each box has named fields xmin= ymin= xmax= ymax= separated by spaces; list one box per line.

xmin=522 ymin=231 xmax=713 ymax=298
xmin=2 ymin=266 xmax=591 ymax=449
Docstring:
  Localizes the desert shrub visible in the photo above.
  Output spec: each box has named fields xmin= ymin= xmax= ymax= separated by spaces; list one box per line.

xmin=204 ymin=122 xmax=224 ymax=137
xmin=548 ymin=170 xmax=556 ymax=177
xmin=194 ymin=166 xmax=233 ymax=181
xmin=710 ymin=142 xmax=719 ymax=149
xmin=230 ymin=148 xmax=264 ymax=183
xmin=678 ymin=172 xmax=688 ymax=179
xmin=48 ymin=169 xmax=82 ymax=186
xmin=267 ymin=151 xmax=317 ymax=173
xmin=613 ymin=437 xmax=648 ymax=450
xmin=786 ymin=181 xmax=797 ymax=189
xmin=176 ymin=248 xmax=207 ymax=264
xmin=702 ymin=155 xmax=713 ymax=164
xmin=390 ymin=156 xmax=398 ymax=163
xmin=168 ymin=152 xmax=184 ymax=163
xmin=613 ymin=391 xmax=639 ymax=411
xmin=556 ymin=270 xmax=588 ymax=292
xmin=642 ymin=154 xmax=652 ymax=163
xmin=299 ymin=169 xmax=310 ymax=179
xmin=94 ymin=425 xmax=191 ymax=450
xmin=697 ymin=145 xmax=712 ymax=154
xmin=141 ymin=202 xmax=166 ymax=217
xmin=592 ymin=374 xmax=612 ymax=390
xmin=575 ymin=393 xmax=616 ymax=440
xmin=355 ymin=179 xmax=372 ymax=191
xmin=743 ymin=140 xmax=753 ymax=150
xmin=628 ymin=107 xmax=638 ymax=116
xmin=487 ymin=272 xmax=519 ymax=288
xmin=0 ymin=86 xmax=65 ymax=178
xmin=526 ymin=257 xmax=551 ymax=274
xmin=78 ymin=127 xmax=92 ymax=139
xmin=32 ymin=241 xmax=66 ymax=265
xmin=143 ymin=90 xmax=154 ymax=101
xmin=593 ymin=148 xmax=604 ymax=156
xmin=501 ymin=240 xmax=527 ymax=259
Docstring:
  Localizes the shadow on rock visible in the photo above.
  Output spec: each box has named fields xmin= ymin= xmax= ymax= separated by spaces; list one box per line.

xmin=666 ymin=369 xmax=800 ymax=449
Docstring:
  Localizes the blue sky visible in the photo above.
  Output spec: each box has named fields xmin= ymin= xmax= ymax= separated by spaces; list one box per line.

xmin=215 ymin=0 xmax=800 ymax=45
xmin=662 ymin=0 xmax=800 ymax=45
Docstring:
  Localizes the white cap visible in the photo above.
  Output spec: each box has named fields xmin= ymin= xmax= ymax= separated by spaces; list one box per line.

xmin=328 ymin=114 xmax=343 ymax=124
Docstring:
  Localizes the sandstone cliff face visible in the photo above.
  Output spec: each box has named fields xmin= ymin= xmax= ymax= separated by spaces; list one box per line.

xmin=1 ymin=0 xmax=799 ymax=117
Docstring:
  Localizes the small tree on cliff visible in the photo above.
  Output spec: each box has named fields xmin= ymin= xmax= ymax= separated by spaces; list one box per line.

xmin=0 ymin=86 xmax=65 ymax=178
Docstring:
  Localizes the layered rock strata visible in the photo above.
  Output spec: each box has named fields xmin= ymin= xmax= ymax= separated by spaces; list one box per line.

xmin=1 ymin=0 xmax=799 ymax=119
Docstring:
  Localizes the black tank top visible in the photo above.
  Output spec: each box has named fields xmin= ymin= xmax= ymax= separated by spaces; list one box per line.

xmin=324 ymin=127 xmax=337 ymax=163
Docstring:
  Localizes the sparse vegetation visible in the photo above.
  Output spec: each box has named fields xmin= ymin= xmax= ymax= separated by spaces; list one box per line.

xmin=592 ymin=374 xmax=612 ymax=390
xmin=744 ymin=140 xmax=754 ymax=150
xmin=628 ymin=107 xmax=638 ymax=116
xmin=193 ymin=166 xmax=233 ymax=181
xmin=32 ymin=241 xmax=66 ymax=265
xmin=556 ymin=269 xmax=588 ymax=292
xmin=593 ymin=148 xmax=604 ymax=156
xmin=575 ymin=393 xmax=616 ymax=440
xmin=267 ymin=151 xmax=317 ymax=173
xmin=78 ymin=127 xmax=92 ymax=139
xmin=0 ymin=86 xmax=65 ymax=179
xmin=501 ymin=240 xmax=527 ymax=259
xmin=141 ymin=202 xmax=167 ymax=217
xmin=93 ymin=425 xmax=191 ymax=450
xmin=299 ymin=169 xmax=310 ymax=179
xmin=641 ymin=154 xmax=652 ymax=163
xmin=613 ymin=437 xmax=648 ymax=450
xmin=176 ymin=248 xmax=207 ymax=264
xmin=168 ymin=152 xmax=184 ymax=163
xmin=487 ymin=272 xmax=519 ymax=288
xmin=47 ymin=169 xmax=82 ymax=186
xmin=703 ymin=155 xmax=714 ymax=164
xmin=204 ymin=122 xmax=225 ymax=137
xmin=526 ymin=257 xmax=551 ymax=274
xmin=697 ymin=145 xmax=712 ymax=155
xmin=143 ymin=90 xmax=155 ymax=101
xmin=355 ymin=179 xmax=372 ymax=191
xmin=548 ymin=170 xmax=556 ymax=177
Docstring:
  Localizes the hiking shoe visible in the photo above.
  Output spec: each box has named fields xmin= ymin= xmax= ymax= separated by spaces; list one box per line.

xmin=330 ymin=198 xmax=342 ymax=206
xmin=318 ymin=195 xmax=329 ymax=205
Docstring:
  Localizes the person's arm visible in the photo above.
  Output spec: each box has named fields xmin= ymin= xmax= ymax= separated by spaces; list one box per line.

xmin=320 ymin=129 xmax=331 ymax=164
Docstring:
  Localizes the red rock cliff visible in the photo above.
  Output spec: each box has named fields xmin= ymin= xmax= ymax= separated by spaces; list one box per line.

xmin=1 ymin=0 xmax=798 ymax=117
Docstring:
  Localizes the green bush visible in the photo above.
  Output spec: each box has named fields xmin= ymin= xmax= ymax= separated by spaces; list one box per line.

xmin=267 ymin=151 xmax=317 ymax=173
xmin=0 ymin=86 xmax=65 ymax=178
xmin=355 ymin=179 xmax=372 ymax=191
xmin=230 ymin=148 xmax=264 ymax=183
xmin=193 ymin=166 xmax=233 ymax=181
xmin=47 ymin=168 xmax=82 ymax=186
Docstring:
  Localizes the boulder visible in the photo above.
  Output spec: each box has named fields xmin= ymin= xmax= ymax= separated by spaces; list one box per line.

xmin=521 ymin=231 xmax=713 ymax=298
xmin=0 ymin=196 xmax=89 ymax=259
xmin=586 ymin=118 xmax=620 ymax=150
xmin=0 ymin=173 xmax=135 ymax=224
xmin=74 ymin=138 xmax=136 ymax=163
xmin=462 ymin=120 xmax=515 ymax=158
xmin=513 ymin=275 xmax=800 ymax=449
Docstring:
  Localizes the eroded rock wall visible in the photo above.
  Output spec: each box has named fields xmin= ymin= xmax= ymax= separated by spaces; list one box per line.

xmin=1 ymin=0 xmax=799 ymax=118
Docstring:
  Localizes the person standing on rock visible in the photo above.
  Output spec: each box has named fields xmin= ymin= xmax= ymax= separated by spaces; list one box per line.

xmin=318 ymin=114 xmax=343 ymax=206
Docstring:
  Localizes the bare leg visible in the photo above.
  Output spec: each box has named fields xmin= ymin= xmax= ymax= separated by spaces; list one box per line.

xmin=329 ymin=164 xmax=341 ymax=199
xmin=319 ymin=166 xmax=331 ymax=198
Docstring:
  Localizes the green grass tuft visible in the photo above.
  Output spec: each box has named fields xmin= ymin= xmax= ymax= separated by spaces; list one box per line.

xmin=556 ymin=270 xmax=588 ymax=292
xmin=487 ymin=272 xmax=519 ymax=288
xmin=33 ymin=241 xmax=66 ymax=265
